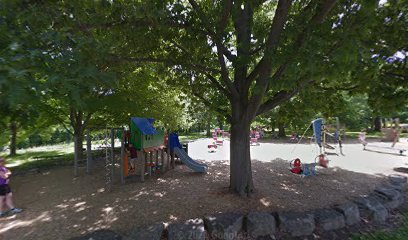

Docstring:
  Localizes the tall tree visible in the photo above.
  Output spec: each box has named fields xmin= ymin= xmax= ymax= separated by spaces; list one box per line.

xmin=146 ymin=0 xmax=390 ymax=196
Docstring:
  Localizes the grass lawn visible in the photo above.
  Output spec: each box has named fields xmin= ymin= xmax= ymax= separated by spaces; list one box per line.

xmin=353 ymin=212 xmax=408 ymax=240
xmin=178 ymin=131 xmax=208 ymax=142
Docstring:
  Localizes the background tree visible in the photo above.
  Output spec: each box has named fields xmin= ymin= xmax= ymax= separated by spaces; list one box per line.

xmin=1 ymin=1 xmax=405 ymax=196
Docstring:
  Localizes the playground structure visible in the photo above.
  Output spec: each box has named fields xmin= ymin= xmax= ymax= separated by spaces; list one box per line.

xmin=125 ymin=117 xmax=169 ymax=182
xmin=359 ymin=129 xmax=406 ymax=156
xmin=313 ymin=117 xmax=344 ymax=156
xmin=212 ymin=128 xmax=226 ymax=146
xmin=290 ymin=118 xmax=344 ymax=176
xmin=170 ymin=133 xmax=208 ymax=172
xmin=209 ymin=128 xmax=230 ymax=152
xmin=381 ymin=118 xmax=401 ymax=143
xmin=77 ymin=117 xmax=207 ymax=191
xmin=250 ymin=130 xmax=261 ymax=146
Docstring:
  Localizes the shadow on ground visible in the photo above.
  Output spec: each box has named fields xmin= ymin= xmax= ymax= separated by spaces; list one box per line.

xmin=0 ymin=158 xmax=388 ymax=239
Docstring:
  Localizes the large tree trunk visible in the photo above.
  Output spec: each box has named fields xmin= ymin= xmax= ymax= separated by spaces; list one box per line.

xmin=229 ymin=112 xmax=254 ymax=196
xmin=73 ymin=130 xmax=84 ymax=176
xmin=374 ymin=117 xmax=382 ymax=131
xmin=206 ymin=118 xmax=211 ymax=137
xmin=70 ymin=108 xmax=90 ymax=177
xmin=9 ymin=121 xmax=17 ymax=156
xmin=278 ymin=124 xmax=286 ymax=137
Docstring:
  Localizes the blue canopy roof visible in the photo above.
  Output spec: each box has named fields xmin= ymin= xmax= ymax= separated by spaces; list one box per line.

xmin=131 ymin=117 xmax=157 ymax=135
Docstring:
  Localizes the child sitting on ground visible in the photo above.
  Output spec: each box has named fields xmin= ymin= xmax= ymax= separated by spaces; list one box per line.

xmin=0 ymin=157 xmax=23 ymax=217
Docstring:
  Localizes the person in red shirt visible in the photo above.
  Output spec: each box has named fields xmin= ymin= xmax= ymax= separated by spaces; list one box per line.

xmin=126 ymin=143 xmax=138 ymax=173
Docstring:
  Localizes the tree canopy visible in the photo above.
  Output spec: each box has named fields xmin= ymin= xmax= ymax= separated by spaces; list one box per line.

xmin=1 ymin=0 xmax=406 ymax=195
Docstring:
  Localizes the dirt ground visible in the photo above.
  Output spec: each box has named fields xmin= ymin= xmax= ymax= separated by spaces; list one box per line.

xmin=0 ymin=156 xmax=391 ymax=240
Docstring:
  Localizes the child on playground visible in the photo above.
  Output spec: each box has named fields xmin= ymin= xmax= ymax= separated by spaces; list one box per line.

xmin=126 ymin=143 xmax=138 ymax=173
xmin=359 ymin=129 xmax=367 ymax=146
xmin=0 ymin=157 xmax=23 ymax=217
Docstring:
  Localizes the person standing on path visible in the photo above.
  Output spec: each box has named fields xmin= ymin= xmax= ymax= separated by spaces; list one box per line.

xmin=0 ymin=157 xmax=23 ymax=217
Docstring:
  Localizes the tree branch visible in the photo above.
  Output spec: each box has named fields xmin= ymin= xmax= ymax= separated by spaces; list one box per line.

xmin=215 ymin=46 xmax=238 ymax=97
xmin=384 ymin=72 xmax=407 ymax=80
xmin=188 ymin=79 xmax=232 ymax=121
xmin=246 ymin=0 xmax=293 ymax=85
xmin=205 ymin=73 xmax=231 ymax=99
xmin=219 ymin=0 xmax=233 ymax=33
xmin=247 ymin=0 xmax=339 ymax=120
xmin=315 ymin=84 xmax=360 ymax=91
xmin=256 ymin=78 xmax=313 ymax=116
xmin=245 ymin=0 xmax=294 ymax=120
xmin=232 ymin=1 xmax=254 ymax=95
xmin=81 ymin=112 xmax=93 ymax=133
xmin=188 ymin=0 xmax=236 ymax=62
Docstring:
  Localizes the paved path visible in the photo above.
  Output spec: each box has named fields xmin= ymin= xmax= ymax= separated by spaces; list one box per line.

xmin=187 ymin=138 xmax=408 ymax=175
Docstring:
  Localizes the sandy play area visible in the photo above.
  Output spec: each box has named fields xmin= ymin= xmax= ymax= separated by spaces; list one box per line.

xmin=1 ymin=138 xmax=407 ymax=239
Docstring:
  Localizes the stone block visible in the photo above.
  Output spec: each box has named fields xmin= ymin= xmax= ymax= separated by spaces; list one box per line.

xmin=125 ymin=223 xmax=164 ymax=240
xmin=71 ymin=229 xmax=122 ymax=240
xmin=204 ymin=213 xmax=244 ymax=240
xmin=168 ymin=218 xmax=205 ymax=240
xmin=354 ymin=197 xmax=388 ymax=223
xmin=334 ymin=202 xmax=360 ymax=226
xmin=246 ymin=212 xmax=276 ymax=239
xmin=278 ymin=212 xmax=315 ymax=237
xmin=314 ymin=209 xmax=346 ymax=231
xmin=374 ymin=186 xmax=403 ymax=209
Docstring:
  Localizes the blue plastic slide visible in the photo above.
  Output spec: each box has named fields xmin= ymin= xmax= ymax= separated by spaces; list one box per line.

xmin=169 ymin=133 xmax=208 ymax=173
xmin=173 ymin=147 xmax=208 ymax=173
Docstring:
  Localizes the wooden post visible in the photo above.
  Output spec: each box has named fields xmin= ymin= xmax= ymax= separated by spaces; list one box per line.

xmin=86 ymin=129 xmax=92 ymax=174
xmin=167 ymin=147 xmax=171 ymax=170
xmin=160 ymin=149 xmax=165 ymax=173
xmin=120 ymin=128 xmax=125 ymax=184
xmin=111 ymin=129 xmax=115 ymax=180
xmin=155 ymin=149 xmax=159 ymax=172
xmin=171 ymin=150 xmax=175 ymax=169
xmin=148 ymin=151 xmax=153 ymax=176
xmin=139 ymin=150 xmax=145 ymax=182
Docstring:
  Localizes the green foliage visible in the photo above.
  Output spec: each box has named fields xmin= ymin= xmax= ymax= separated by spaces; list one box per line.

xmin=353 ymin=211 xmax=408 ymax=240
xmin=1 ymin=0 xmax=186 ymax=151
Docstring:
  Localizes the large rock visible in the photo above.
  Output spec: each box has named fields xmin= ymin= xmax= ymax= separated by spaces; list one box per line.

xmin=314 ymin=209 xmax=346 ymax=231
xmin=388 ymin=174 xmax=408 ymax=191
xmin=70 ymin=229 xmax=122 ymax=240
xmin=354 ymin=197 xmax=388 ymax=223
xmin=246 ymin=212 xmax=276 ymax=239
xmin=204 ymin=213 xmax=244 ymax=240
xmin=374 ymin=186 xmax=404 ymax=209
xmin=389 ymin=174 xmax=407 ymax=185
xmin=167 ymin=218 xmax=205 ymax=240
xmin=124 ymin=223 xmax=164 ymax=240
xmin=334 ymin=202 xmax=360 ymax=226
xmin=278 ymin=212 xmax=315 ymax=237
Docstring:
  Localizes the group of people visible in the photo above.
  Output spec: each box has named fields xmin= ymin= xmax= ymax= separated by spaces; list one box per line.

xmin=0 ymin=157 xmax=23 ymax=217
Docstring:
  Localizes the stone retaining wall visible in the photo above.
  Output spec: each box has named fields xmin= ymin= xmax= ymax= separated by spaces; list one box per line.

xmin=74 ymin=174 xmax=407 ymax=240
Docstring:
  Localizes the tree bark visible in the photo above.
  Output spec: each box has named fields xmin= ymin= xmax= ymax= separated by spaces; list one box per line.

xmin=278 ymin=124 xmax=286 ymax=137
xmin=230 ymin=119 xmax=253 ymax=196
xmin=206 ymin=116 xmax=211 ymax=137
xmin=229 ymin=100 xmax=254 ymax=196
xmin=9 ymin=121 xmax=17 ymax=156
xmin=374 ymin=117 xmax=382 ymax=131
xmin=218 ymin=115 xmax=224 ymax=130
xmin=73 ymin=130 xmax=84 ymax=176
